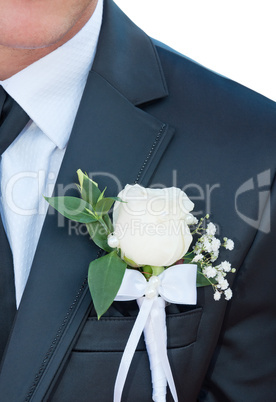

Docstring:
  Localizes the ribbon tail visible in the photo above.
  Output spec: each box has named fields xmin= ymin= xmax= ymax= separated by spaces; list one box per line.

xmin=138 ymin=298 xmax=178 ymax=402
xmin=151 ymin=300 xmax=178 ymax=402
xmin=114 ymin=297 xmax=154 ymax=402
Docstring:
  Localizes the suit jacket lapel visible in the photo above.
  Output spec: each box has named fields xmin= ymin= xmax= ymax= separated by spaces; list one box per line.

xmin=0 ymin=1 xmax=174 ymax=399
xmin=92 ymin=0 xmax=168 ymax=105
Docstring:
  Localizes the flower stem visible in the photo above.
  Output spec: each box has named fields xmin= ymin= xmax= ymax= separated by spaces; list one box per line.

xmin=151 ymin=266 xmax=165 ymax=276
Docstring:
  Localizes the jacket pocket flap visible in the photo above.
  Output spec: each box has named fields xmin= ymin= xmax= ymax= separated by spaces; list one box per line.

xmin=74 ymin=307 xmax=203 ymax=352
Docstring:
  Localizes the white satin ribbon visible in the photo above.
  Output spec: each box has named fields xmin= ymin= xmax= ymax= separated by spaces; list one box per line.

xmin=113 ymin=264 xmax=197 ymax=402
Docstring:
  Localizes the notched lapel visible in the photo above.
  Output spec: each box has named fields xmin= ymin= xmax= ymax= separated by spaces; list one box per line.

xmin=0 ymin=72 xmax=174 ymax=401
xmin=92 ymin=0 xmax=168 ymax=105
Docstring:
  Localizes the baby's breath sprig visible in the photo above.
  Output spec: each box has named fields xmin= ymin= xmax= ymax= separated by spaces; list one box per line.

xmin=189 ymin=218 xmax=235 ymax=301
xmin=191 ymin=214 xmax=209 ymax=235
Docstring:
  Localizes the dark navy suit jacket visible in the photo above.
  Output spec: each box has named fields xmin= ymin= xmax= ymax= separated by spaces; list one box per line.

xmin=0 ymin=1 xmax=275 ymax=401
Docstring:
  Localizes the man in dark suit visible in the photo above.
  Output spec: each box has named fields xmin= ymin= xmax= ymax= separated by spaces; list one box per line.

xmin=0 ymin=0 xmax=275 ymax=401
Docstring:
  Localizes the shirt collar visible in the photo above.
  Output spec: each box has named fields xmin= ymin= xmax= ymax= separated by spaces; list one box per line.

xmin=0 ymin=0 xmax=103 ymax=150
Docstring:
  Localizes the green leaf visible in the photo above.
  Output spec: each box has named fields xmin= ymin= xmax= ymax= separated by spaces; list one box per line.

xmin=88 ymin=251 xmax=127 ymax=319
xmin=110 ymin=196 xmax=124 ymax=203
xmin=183 ymin=252 xmax=195 ymax=264
xmin=103 ymin=213 xmax=113 ymax=232
xmin=196 ymin=270 xmax=217 ymax=287
xmin=86 ymin=221 xmax=113 ymax=252
xmin=45 ymin=196 xmax=98 ymax=223
xmin=97 ymin=187 xmax=107 ymax=203
xmin=95 ymin=197 xmax=116 ymax=216
xmin=77 ymin=169 xmax=101 ymax=207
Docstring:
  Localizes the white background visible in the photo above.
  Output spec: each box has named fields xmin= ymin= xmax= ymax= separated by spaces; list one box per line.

xmin=114 ymin=0 xmax=276 ymax=102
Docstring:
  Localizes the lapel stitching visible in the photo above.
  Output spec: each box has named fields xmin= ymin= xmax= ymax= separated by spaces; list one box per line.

xmin=134 ymin=123 xmax=166 ymax=184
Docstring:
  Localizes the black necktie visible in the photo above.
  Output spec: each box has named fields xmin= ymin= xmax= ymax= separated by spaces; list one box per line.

xmin=0 ymin=86 xmax=29 ymax=362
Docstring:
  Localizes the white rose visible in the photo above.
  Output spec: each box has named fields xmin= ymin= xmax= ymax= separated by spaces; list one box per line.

xmin=110 ymin=184 xmax=194 ymax=267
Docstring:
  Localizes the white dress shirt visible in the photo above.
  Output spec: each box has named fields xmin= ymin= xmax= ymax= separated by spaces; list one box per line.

xmin=0 ymin=0 xmax=103 ymax=307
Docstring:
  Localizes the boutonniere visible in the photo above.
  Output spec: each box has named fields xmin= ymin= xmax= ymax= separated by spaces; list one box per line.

xmin=46 ymin=170 xmax=235 ymax=402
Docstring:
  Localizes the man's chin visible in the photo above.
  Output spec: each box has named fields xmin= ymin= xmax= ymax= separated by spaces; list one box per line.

xmin=0 ymin=31 xmax=69 ymax=51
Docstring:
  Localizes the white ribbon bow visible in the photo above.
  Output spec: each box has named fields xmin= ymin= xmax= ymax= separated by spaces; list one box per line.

xmin=114 ymin=264 xmax=197 ymax=402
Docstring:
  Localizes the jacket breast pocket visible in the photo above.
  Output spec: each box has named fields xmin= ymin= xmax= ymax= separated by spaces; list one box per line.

xmin=50 ymin=307 xmax=202 ymax=402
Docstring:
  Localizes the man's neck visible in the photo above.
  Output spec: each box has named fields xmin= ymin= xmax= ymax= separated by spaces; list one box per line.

xmin=0 ymin=2 xmax=97 ymax=81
